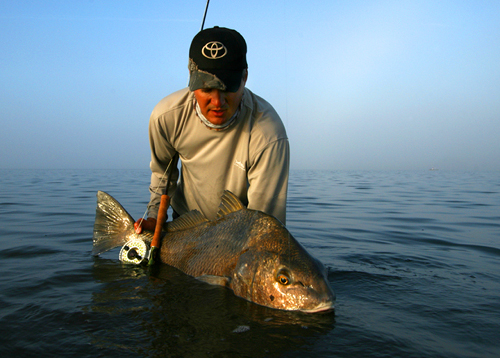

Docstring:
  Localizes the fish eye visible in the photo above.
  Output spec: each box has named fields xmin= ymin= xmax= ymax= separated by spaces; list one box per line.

xmin=277 ymin=270 xmax=291 ymax=285
xmin=278 ymin=274 xmax=289 ymax=285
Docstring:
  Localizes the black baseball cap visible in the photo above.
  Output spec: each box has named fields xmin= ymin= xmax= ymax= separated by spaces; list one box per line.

xmin=188 ymin=26 xmax=247 ymax=92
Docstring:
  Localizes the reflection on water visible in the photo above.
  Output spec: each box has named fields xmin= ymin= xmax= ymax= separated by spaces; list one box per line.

xmin=86 ymin=259 xmax=335 ymax=357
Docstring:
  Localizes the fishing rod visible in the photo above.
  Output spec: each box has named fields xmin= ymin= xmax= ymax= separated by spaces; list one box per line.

xmin=200 ymin=0 xmax=210 ymax=31
xmin=148 ymin=1 xmax=210 ymax=266
xmin=122 ymin=1 xmax=211 ymax=266
xmin=148 ymin=0 xmax=210 ymax=266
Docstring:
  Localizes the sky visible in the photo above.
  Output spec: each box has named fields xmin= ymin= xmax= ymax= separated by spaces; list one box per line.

xmin=1 ymin=0 xmax=499 ymax=171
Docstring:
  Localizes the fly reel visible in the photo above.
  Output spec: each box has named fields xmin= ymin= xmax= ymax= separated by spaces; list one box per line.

xmin=119 ymin=239 xmax=150 ymax=265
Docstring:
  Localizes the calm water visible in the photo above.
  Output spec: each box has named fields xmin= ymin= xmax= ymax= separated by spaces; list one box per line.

xmin=0 ymin=169 xmax=499 ymax=357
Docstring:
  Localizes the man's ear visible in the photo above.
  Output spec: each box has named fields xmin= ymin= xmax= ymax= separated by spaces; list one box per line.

xmin=242 ymin=69 xmax=248 ymax=84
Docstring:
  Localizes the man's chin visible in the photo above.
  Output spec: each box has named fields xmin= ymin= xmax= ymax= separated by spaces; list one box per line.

xmin=207 ymin=115 xmax=229 ymax=125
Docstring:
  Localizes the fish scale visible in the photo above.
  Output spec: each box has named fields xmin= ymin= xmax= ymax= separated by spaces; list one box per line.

xmin=161 ymin=211 xmax=254 ymax=276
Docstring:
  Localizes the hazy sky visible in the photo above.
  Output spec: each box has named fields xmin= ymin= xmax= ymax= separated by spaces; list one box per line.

xmin=1 ymin=1 xmax=499 ymax=171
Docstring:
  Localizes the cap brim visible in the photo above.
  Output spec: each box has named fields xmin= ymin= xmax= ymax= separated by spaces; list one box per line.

xmin=189 ymin=69 xmax=243 ymax=93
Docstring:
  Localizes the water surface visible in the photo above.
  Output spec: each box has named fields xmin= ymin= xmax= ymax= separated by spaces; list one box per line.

xmin=0 ymin=169 xmax=498 ymax=357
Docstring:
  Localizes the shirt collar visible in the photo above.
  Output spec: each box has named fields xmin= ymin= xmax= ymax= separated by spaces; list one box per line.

xmin=194 ymin=95 xmax=243 ymax=131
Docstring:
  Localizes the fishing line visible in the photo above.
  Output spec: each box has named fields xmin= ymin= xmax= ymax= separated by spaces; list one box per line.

xmin=136 ymin=172 xmax=168 ymax=231
xmin=136 ymin=156 xmax=178 ymax=231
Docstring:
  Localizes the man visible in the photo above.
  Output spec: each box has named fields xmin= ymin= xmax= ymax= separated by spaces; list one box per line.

xmin=134 ymin=26 xmax=289 ymax=234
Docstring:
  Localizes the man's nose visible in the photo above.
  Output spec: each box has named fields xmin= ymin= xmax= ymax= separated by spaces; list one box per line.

xmin=211 ymin=90 xmax=225 ymax=107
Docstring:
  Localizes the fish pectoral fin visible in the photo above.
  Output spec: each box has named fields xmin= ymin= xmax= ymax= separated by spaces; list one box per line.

xmin=196 ymin=275 xmax=231 ymax=287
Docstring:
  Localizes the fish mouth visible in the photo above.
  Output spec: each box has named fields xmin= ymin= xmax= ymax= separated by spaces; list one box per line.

xmin=300 ymin=301 xmax=335 ymax=313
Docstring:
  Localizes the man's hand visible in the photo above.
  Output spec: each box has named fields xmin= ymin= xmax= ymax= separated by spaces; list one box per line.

xmin=134 ymin=217 xmax=157 ymax=234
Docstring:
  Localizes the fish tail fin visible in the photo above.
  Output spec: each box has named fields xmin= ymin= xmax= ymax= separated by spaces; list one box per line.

xmin=91 ymin=191 xmax=136 ymax=256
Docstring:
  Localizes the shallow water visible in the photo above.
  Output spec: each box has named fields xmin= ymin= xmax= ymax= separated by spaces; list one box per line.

xmin=0 ymin=169 xmax=499 ymax=357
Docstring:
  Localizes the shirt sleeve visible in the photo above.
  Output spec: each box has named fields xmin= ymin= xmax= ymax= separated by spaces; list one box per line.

xmin=247 ymin=137 xmax=290 ymax=224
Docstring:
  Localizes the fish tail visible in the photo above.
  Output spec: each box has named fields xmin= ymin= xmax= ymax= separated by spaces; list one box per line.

xmin=91 ymin=191 xmax=136 ymax=256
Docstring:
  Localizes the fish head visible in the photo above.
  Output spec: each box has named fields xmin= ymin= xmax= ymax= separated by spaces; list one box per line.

xmin=232 ymin=245 xmax=336 ymax=313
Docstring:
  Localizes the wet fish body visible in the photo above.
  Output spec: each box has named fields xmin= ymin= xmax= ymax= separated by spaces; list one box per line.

xmin=92 ymin=190 xmax=335 ymax=312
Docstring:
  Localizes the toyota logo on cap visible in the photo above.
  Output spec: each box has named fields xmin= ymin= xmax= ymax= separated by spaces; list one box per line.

xmin=202 ymin=41 xmax=227 ymax=59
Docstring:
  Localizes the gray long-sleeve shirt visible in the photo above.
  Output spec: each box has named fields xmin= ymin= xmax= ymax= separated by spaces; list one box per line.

xmin=147 ymin=87 xmax=289 ymax=224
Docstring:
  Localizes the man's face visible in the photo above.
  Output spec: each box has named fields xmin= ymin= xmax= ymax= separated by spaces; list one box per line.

xmin=193 ymin=72 xmax=247 ymax=126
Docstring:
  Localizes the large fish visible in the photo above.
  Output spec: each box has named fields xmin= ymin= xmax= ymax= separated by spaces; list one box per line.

xmin=92 ymin=190 xmax=335 ymax=312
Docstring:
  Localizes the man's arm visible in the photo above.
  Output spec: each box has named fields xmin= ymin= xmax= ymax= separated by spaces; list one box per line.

xmin=147 ymin=113 xmax=179 ymax=219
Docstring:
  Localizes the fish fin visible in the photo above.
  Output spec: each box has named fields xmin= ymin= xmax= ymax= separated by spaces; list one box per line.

xmin=166 ymin=210 xmax=209 ymax=232
xmin=92 ymin=191 xmax=137 ymax=256
xmin=196 ymin=275 xmax=231 ymax=287
xmin=216 ymin=190 xmax=245 ymax=219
